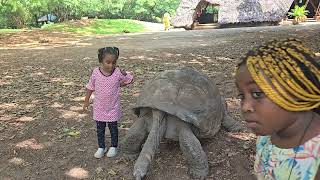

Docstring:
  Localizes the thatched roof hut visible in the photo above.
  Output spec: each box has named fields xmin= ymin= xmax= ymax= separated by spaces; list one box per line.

xmin=172 ymin=0 xmax=294 ymax=28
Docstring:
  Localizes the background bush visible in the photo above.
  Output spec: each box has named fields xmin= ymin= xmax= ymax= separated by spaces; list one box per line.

xmin=0 ymin=0 xmax=180 ymax=28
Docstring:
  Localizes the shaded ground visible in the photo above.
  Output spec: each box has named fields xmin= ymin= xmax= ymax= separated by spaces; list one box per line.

xmin=0 ymin=23 xmax=320 ymax=180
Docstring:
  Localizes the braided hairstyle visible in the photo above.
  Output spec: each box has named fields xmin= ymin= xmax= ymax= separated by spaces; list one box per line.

xmin=98 ymin=47 xmax=120 ymax=63
xmin=237 ymin=38 xmax=320 ymax=112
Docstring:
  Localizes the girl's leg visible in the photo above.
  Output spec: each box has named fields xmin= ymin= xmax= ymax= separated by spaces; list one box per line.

xmin=96 ymin=121 xmax=107 ymax=148
xmin=108 ymin=121 xmax=118 ymax=147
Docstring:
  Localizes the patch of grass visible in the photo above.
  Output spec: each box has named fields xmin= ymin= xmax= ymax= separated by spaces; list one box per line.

xmin=0 ymin=29 xmax=25 ymax=33
xmin=41 ymin=19 xmax=146 ymax=34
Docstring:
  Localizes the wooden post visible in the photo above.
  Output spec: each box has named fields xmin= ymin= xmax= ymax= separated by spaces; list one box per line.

xmin=305 ymin=0 xmax=310 ymax=6
xmin=315 ymin=0 xmax=320 ymax=21
xmin=304 ymin=0 xmax=320 ymax=21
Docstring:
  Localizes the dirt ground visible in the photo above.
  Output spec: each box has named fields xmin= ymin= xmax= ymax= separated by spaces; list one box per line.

xmin=0 ymin=23 xmax=320 ymax=180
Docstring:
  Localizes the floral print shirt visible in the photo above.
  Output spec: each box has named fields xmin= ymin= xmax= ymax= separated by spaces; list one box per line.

xmin=254 ymin=135 xmax=320 ymax=180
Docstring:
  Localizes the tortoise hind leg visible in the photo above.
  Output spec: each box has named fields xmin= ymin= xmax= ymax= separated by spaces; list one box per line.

xmin=120 ymin=108 xmax=150 ymax=160
xmin=178 ymin=122 xmax=208 ymax=179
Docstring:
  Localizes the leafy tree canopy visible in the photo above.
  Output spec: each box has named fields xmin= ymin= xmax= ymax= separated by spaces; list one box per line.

xmin=0 ymin=0 xmax=179 ymax=28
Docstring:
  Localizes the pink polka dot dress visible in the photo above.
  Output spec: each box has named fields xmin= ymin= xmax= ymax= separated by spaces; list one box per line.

xmin=86 ymin=67 xmax=133 ymax=122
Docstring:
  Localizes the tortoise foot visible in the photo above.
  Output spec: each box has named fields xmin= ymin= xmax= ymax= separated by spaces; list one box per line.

xmin=188 ymin=167 xmax=208 ymax=180
xmin=133 ymin=169 xmax=143 ymax=180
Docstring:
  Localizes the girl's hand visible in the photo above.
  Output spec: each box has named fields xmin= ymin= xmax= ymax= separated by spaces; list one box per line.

xmin=83 ymin=100 xmax=90 ymax=112
xmin=120 ymin=69 xmax=127 ymax=76
xmin=119 ymin=68 xmax=133 ymax=87
xmin=83 ymin=89 xmax=93 ymax=112
xmin=120 ymin=80 xmax=126 ymax=87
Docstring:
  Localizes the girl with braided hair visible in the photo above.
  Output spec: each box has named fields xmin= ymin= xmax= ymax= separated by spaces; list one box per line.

xmin=83 ymin=47 xmax=133 ymax=159
xmin=235 ymin=38 xmax=320 ymax=180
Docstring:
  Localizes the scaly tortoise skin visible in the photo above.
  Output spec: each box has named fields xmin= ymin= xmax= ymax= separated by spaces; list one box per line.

xmin=121 ymin=67 xmax=242 ymax=180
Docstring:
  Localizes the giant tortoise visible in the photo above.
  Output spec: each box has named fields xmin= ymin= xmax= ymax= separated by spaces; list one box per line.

xmin=121 ymin=67 xmax=242 ymax=180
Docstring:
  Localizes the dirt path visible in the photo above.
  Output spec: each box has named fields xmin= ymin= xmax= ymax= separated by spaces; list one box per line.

xmin=0 ymin=23 xmax=319 ymax=180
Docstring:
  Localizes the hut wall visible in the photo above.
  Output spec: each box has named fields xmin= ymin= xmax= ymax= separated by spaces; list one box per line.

xmin=172 ymin=0 xmax=294 ymax=27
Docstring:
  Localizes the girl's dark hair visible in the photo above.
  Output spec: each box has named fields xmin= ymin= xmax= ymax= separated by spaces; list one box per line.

xmin=98 ymin=47 xmax=120 ymax=63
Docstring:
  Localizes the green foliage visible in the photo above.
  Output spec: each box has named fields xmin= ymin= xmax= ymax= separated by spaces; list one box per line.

xmin=129 ymin=0 xmax=179 ymax=21
xmin=288 ymin=5 xmax=309 ymax=22
xmin=41 ymin=19 xmax=145 ymax=34
xmin=0 ymin=0 xmax=49 ymax=28
xmin=0 ymin=29 xmax=25 ymax=33
xmin=205 ymin=5 xmax=219 ymax=14
xmin=0 ymin=0 xmax=180 ymax=28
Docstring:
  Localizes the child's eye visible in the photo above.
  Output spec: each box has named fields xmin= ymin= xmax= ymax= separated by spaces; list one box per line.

xmin=252 ymin=92 xmax=264 ymax=99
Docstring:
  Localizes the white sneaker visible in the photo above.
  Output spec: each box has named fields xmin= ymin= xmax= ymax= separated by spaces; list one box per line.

xmin=106 ymin=147 xmax=117 ymax=158
xmin=94 ymin=148 xmax=107 ymax=158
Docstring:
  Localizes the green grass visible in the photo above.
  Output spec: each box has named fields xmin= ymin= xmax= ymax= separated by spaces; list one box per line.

xmin=0 ymin=29 xmax=25 ymax=33
xmin=41 ymin=19 xmax=146 ymax=35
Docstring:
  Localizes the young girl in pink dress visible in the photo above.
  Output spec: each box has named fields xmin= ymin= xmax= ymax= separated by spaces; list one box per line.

xmin=83 ymin=47 xmax=133 ymax=158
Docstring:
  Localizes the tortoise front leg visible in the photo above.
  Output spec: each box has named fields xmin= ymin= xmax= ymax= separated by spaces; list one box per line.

xmin=178 ymin=122 xmax=208 ymax=180
xmin=120 ymin=109 xmax=150 ymax=160
xmin=221 ymin=97 xmax=244 ymax=132
xmin=133 ymin=109 xmax=166 ymax=180
xmin=222 ymin=113 xmax=244 ymax=132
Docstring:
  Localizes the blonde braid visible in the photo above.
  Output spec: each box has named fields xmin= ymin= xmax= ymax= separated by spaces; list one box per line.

xmin=242 ymin=39 xmax=320 ymax=112
xmin=276 ymin=47 xmax=318 ymax=95
xmin=249 ymin=57 xmax=315 ymax=111
xmin=261 ymin=55 xmax=313 ymax=104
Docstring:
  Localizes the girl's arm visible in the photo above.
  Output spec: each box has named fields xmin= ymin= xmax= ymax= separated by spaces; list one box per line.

xmin=84 ymin=69 xmax=96 ymax=111
xmin=83 ymin=89 xmax=93 ymax=111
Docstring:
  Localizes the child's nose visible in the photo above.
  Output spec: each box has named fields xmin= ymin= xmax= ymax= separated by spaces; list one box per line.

xmin=241 ymin=99 xmax=255 ymax=113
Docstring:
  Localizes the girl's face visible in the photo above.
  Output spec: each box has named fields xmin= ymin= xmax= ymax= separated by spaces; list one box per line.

xmin=235 ymin=65 xmax=299 ymax=136
xmin=101 ymin=54 xmax=116 ymax=73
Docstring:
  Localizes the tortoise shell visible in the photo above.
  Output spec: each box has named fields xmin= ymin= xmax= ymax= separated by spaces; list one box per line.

xmin=134 ymin=67 xmax=224 ymax=137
